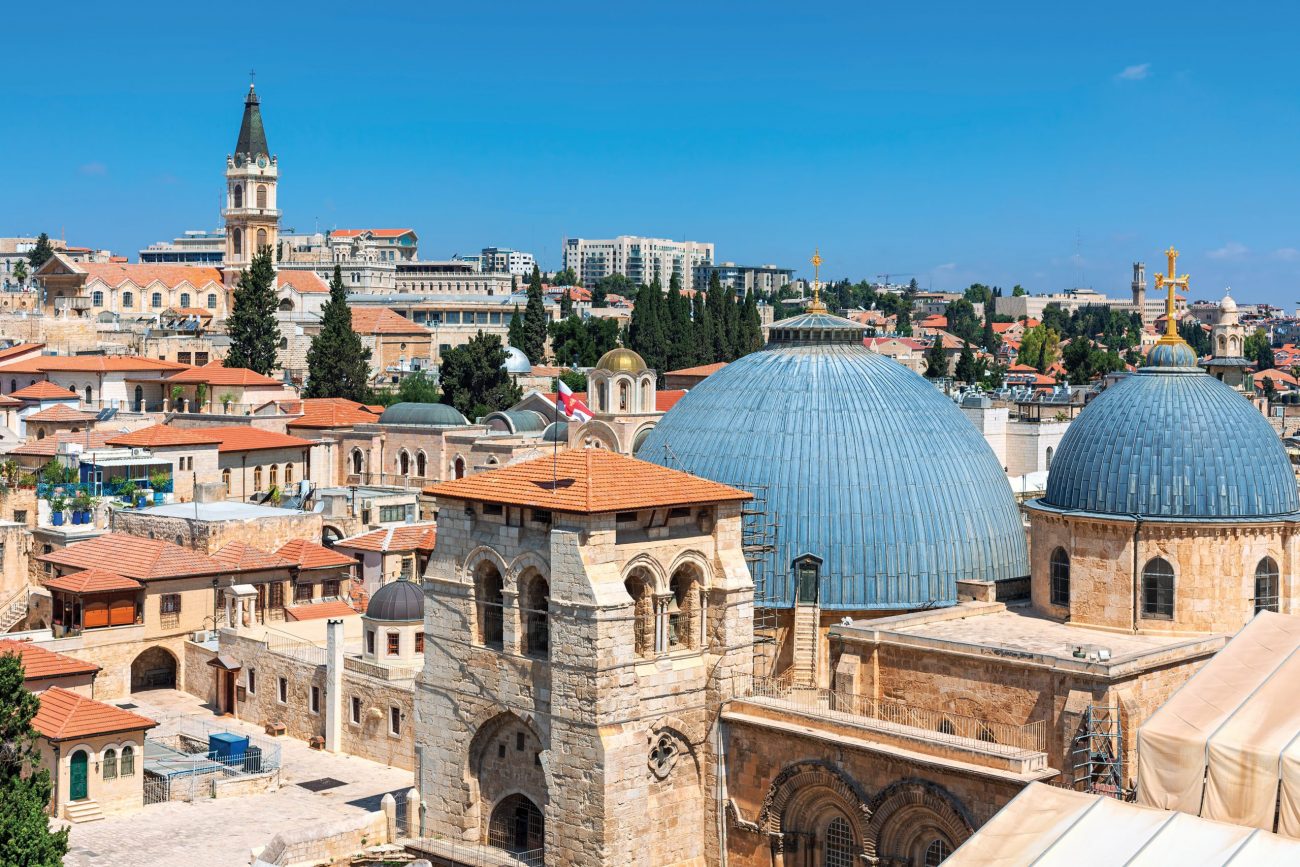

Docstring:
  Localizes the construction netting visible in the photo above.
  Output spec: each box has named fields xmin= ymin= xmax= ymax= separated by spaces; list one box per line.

xmin=1136 ymin=610 xmax=1300 ymax=836
xmin=946 ymin=783 xmax=1300 ymax=865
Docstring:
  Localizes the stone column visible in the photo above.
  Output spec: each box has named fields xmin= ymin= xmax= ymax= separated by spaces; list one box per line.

xmin=325 ymin=618 xmax=344 ymax=752
xmin=501 ymin=589 xmax=520 ymax=654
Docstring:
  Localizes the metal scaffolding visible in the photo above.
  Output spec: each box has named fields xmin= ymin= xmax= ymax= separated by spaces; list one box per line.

xmin=1072 ymin=705 xmax=1126 ymax=798
xmin=738 ymin=483 xmax=779 ymax=678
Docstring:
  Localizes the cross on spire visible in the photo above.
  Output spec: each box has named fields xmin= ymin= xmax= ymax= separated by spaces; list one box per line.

xmin=1153 ymin=245 xmax=1190 ymax=339
xmin=808 ymin=248 xmax=827 ymax=313
xmin=249 ymin=68 xmax=256 ymax=89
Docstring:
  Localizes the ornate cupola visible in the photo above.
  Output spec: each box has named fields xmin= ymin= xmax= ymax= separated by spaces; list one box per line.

xmin=222 ymin=79 xmax=280 ymax=286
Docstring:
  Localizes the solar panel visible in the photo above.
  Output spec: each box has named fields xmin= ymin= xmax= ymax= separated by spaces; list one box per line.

xmin=95 ymin=407 xmax=118 ymax=422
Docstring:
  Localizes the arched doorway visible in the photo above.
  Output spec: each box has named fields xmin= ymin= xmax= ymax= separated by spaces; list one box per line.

xmin=131 ymin=645 xmax=178 ymax=691
xmin=489 ymin=794 xmax=544 ymax=854
xmin=70 ymin=749 xmax=89 ymax=801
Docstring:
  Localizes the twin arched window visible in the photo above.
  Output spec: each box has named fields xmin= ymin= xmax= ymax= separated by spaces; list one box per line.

xmin=1050 ymin=547 xmax=1070 ymax=607
xmin=1141 ymin=557 xmax=1175 ymax=620
xmin=1255 ymin=557 xmax=1280 ymax=614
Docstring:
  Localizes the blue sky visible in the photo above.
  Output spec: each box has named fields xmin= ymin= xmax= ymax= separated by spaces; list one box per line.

xmin=5 ymin=1 xmax=1300 ymax=305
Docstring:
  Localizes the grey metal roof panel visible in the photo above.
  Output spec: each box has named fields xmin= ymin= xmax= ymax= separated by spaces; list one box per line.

xmin=638 ymin=341 xmax=1029 ymax=610
xmin=366 ymin=578 xmax=424 ymax=621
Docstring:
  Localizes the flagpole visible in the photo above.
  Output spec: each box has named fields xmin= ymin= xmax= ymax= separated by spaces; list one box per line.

xmin=552 ymin=378 xmax=560 ymax=491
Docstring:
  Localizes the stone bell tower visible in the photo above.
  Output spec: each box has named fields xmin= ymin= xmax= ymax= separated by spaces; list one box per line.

xmin=222 ymin=80 xmax=280 ymax=287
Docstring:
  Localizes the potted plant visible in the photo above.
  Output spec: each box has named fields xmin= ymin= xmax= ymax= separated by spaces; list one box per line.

xmin=71 ymin=492 xmax=92 ymax=524
xmin=195 ymin=382 xmax=208 ymax=413
xmin=220 ymin=391 xmax=235 ymax=413
xmin=169 ymin=384 xmax=184 ymax=411
xmin=149 ymin=470 xmax=170 ymax=505
xmin=118 ymin=479 xmax=137 ymax=506
xmin=267 ymin=484 xmax=281 ymax=507
xmin=49 ymin=495 xmax=66 ymax=526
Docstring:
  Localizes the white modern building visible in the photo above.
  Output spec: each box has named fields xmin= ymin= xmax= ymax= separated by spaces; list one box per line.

xmin=693 ymin=261 xmax=793 ymax=295
xmin=563 ymin=235 xmax=714 ymax=291
xmin=479 ymin=247 xmax=536 ymax=278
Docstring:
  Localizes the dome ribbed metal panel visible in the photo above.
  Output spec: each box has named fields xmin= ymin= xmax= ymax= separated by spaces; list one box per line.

xmin=378 ymin=402 xmax=468 ymax=427
xmin=1043 ymin=369 xmax=1299 ymax=518
xmin=637 ymin=340 xmax=1029 ymax=610
xmin=366 ymin=579 xmax=425 ymax=621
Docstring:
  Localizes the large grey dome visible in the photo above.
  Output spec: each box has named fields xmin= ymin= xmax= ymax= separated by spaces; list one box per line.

xmin=637 ymin=312 xmax=1029 ymax=610
xmin=366 ymin=579 xmax=425 ymax=621
xmin=378 ymin=402 xmax=468 ymax=427
xmin=1042 ymin=363 xmax=1299 ymax=519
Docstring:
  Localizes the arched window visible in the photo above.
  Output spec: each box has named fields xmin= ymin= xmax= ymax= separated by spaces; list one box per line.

xmin=103 ymin=748 xmax=118 ymax=780
xmin=91 ymin=290 xmax=103 ymax=307
xmin=399 ymin=450 xmax=411 ymax=476
xmin=640 ymin=377 xmax=652 ymax=411
xmin=179 ymin=292 xmax=191 ymax=308
xmin=7 ymin=379 xmax=12 ymax=393
xmin=256 ymin=228 xmax=268 ymax=250
xmin=475 ymin=563 xmax=504 ymax=650
xmin=351 ymin=449 xmax=364 ymax=476
xmin=207 ymin=293 xmax=217 ymax=309
xmin=120 ymin=744 xmax=135 ymax=777
xmin=134 ymin=385 xmax=143 ymax=410
xmin=232 ymin=228 xmax=242 ymax=256
xmin=522 ymin=574 xmax=549 ymax=659
xmin=924 ymin=838 xmax=952 ymax=866
xmin=625 ymin=573 xmax=653 ymax=656
xmin=256 ymin=185 xmax=267 ymax=209
xmin=268 ymin=464 xmax=278 ymax=488
xmin=1045 ymin=446 xmax=1054 ymax=470
xmin=666 ymin=568 xmax=698 ymax=650
xmin=454 ymin=457 xmax=466 ymax=479
xmin=253 ymin=465 xmax=263 ymax=491
xmin=222 ymin=468 xmax=231 ymax=491
xmin=36 ymin=429 xmax=45 ymax=440
xmin=488 ymin=793 xmax=544 ymax=854
xmin=1142 ymin=557 xmax=1175 ymax=620
xmin=284 ymin=463 xmax=294 ymax=485
xmin=122 ymin=291 xmax=134 ymax=308
xmin=415 ymin=452 xmax=427 ymax=478
xmin=233 ymin=184 xmax=243 ymax=208
xmin=151 ymin=292 xmax=162 ymax=309
xmin=619 ymin=381 xmax=629 ymax=412
xmin=1050 ymin=547 xmax=1070 ymax=606
xmin=824 ymin=815 xmax=855 ymax=867
xmin=84 ymin=385 xmax=92 ymax=404
xmin=1254 ymin=557 xmax=1280 ymax=613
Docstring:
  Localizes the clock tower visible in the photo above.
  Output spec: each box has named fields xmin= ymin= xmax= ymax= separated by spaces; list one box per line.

xmin=223 ymin=81 xmax=279 ymax=287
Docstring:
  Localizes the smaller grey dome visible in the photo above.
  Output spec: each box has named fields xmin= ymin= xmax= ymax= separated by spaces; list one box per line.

xmin=503 ymin=346 xmax=532 ymax=374
xmin=366 ymin=579 xmax=425 ymax=621
xmin=379 ymin=402 xmax=469 ymax=427
xmin=542 ymin=421 xmax=568 ymax=442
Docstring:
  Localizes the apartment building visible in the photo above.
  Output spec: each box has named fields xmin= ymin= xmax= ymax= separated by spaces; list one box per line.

xmin=562 ymin=235 xmax=713 ymax=291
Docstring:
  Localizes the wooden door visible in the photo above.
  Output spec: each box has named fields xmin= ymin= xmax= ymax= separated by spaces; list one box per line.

xmin=70 ymin=750 xmax=88 ymax=801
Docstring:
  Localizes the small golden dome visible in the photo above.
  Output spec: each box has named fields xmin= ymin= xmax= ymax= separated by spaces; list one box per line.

xmin=595 ymin=347 xmax=648 ymax=374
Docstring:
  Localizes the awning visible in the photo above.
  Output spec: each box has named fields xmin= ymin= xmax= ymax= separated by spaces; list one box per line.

xmin=205 ymin=654 xmax=242 ymax=671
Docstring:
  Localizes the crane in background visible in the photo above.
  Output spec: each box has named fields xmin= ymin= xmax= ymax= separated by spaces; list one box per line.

xmin=875 ymin=273 xmax=915 ymax=292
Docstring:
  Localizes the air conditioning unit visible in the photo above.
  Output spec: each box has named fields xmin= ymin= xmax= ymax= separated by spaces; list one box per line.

xmin=192 ymin=630 xmax=211 ymax=642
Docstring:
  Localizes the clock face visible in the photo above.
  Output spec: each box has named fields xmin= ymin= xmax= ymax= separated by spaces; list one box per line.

xmin=257 ymin=156 xmax=267 ymax=168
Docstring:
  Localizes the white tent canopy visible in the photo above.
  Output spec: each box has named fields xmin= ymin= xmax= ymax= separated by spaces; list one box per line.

xmin=946 ymin=783 xmax=1300 ymax=865
xmin=1136 ymin=610 xmax=1300 ymax=835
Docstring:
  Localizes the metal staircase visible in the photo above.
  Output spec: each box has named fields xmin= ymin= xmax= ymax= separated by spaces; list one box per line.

xmin=791 ymin=604 xmax=819 ymax=687
xmin=0 ymin=587 xmax=30 ymax=633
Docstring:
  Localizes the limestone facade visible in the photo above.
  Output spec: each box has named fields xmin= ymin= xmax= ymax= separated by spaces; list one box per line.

xmin=40 ymin=730 xmax=149 ymax=819
xmin=417 ymin=497 xmax=753 ymax=866
xmin=111 ymin=507 xmax=322 ymax=556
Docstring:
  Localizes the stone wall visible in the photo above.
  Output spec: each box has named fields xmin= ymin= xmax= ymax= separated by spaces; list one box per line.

xmin=253 ymin=810 xmax=388 ymax=867
xmin=41 ymin=731 xmax=147 ymax=818
xmin=184 ymin=639 xmax=217 ymax=704
xmin=111 ymin=505 xmax=322 ymax=555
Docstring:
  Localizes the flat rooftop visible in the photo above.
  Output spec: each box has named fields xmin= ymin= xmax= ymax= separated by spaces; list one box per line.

xmin=835 ymin=602 xmax=1225 ymax=675
xmin=136 ymin=502 xmax=308 ymax=521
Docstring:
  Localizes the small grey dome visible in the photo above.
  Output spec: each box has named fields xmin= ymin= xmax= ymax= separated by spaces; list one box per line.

xmin=379 ymin=402 xmax=468 ymax=427
xmin=503 ymin=346 xmax=532 ymax=375
xmin=366 ymin=579 xmax=425 ymax=621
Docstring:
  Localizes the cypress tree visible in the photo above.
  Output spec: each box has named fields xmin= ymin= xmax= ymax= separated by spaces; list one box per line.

xmin=628 ymin=279 xmax=669 ymax=375
xmin=559 ymin=287 xmax=574 ymax=318
xmin=705 ymin=272 xmax=729 ymax=361
xmin=722 ymin=287 xmax=742 ymax=361
xmin=224 ymin=246 xmax=281 ymax=376
xmin=304 ymin=266 xmax=372 ymax=401
xmin=507 ymin=305 xmax=525 ymax=350
xmin=0 ymin=652 xmax=69 ymax=866
xmin=955 ymin=341 xmax=978 ymax=384
xmin=896 ymin=307 xmax=912 ymax=336
xmin=521 ymin=266 xmax=549 ymax=363
xmin=665 ymin=273 xmax=694 ymax=371
xmin=740 ymin=290 xmax=764 ymax=356
xmin=924 ymin=336 xmax=948 ymax=378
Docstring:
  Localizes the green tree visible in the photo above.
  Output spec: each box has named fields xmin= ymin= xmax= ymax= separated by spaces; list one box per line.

xmin=1040 ymin=303 xmax=1070 ymax=336
xmin=507 ymin=305 xmax=525 ymax=350
xmin=1244 ymin=328 xmax=1274 ymax=369
xmin=704 ymin=272 xmax=729 ymax=361
xmin=955 ymin=341 xmax=979 ymax=384
xmin=303 ymin=266 xmax=372 ymax=402
xmin=1018 ymin=325 xmax=1061 ymax=373
xmin=224 ymin=247 xmax=280 ymax=375
xmin=628 ymin=279 xmax=669 ymax=375
xmin=11 ymin=260 xmax=27 ymax=290
xmin=549 ymin=316 xmax=594 ymax=368
xmin=521 ymin=266 xmax=549 ymax=363
xmin=664 ymin=273 xmax=695 ymax=371
xmin=559 ymin=288 xmax=574 ymax=318
xmin=592 ymin=273 xmax=633 ymax=308
xmin=895 ymin=307 xmax=912 ymax=336
xmin=555 ymin=369 xmax=587 ymax=394
xmin=26 ymin=233 xmax=55 ymax=270
xmin=924 ymin=337 xmax=948 ymax=378
xmin=980 ymin=305 xmax=1000 ymax=352
xmin=0 ymin=651 xmax=69 ymax=866
xmin=739 ymin=290 xmax=764 ymax=356
xmin=943 ymin=298 xmax=981 ymax=344
xmin=1011 ymin=284 xmax=1027 ymax=297
xmin=963 ymin=283 xmax=994 ymax=307
xmin=551 ymin=267 xmax=579 ymax=286
xmin=1262 ymin=375 xmax=1278 ymax=402
xmin=438 ymin=332 xmax=522 ymax=420
xmin=396 ymin=370 xmax=440 ymax=403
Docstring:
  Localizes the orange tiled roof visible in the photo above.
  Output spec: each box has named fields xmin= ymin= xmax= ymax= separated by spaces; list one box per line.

xmin=11 ymin=430 xmax=115 ymax=457
xmin=666 ymin=362 xmax=727 ymax=377
xmin=0 ymin=343 xmax=44 ymax=362
xmin=43 ymin=569 xmax=143 ymax=594
xmin=32 ymin=687 xmax=156 ymax=741
xmin=39 ymin=533 xmax=224 ymax=581
xmin=276 ymin=539 xmax=356 ymax=570
xmin=23 ymin=404 xmax=96 ymax=422
xmin=425 ymin=449 xmax=750 ymax=514
xmin=213 ymin=541 xmax=295 ymax=571
xmin=9 ymin=381 xmax=79 ymax=400
xmin=165 ymin=307 xmax=214 ymax=318
xmin=337 ymin=523 xmax=436 ymax=554
xmin=284 ymin=600 xmax=359 ymax=621
xmin=349 ymin=307 xmax=431 ymax=335
xmin=183 ymin=426 xmax=315 ymax=453
xmin=286 ymin=398 xmax=380 ymax=430
xmin=0 ymin=639 xmax=100 ymax=680
xmin=75 ymin=262 xmax=224 ymax=290
xmin=277 ymin=271 xmax=330 ymax=294
xmin=106 ymin=424 xmax=224 ymax=448
xmin=166 ymin=360 xmax=282 ymax=387
xmin=0 ymin=355 xmax=187 ymax=375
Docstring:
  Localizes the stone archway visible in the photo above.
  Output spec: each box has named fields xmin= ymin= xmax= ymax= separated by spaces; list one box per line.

xmin=863 ymin=778 xmax=975 ymax=865
xmin=759 ymin=760 xmax=872 ymax=863
xmin=130 ymin=645 xmax=178 ymax=691
xmin=466 ymin=711 xmax=548 ymax=849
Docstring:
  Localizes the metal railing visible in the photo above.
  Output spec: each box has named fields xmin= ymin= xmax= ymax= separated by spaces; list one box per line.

xmin=265 ymin=627 xmax=328 ymax=666
xmin=736 ymin=674 xmax=1047 ymax=755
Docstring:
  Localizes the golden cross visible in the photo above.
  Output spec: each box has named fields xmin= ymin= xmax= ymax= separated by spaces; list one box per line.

xmin=1152 ymin=245 xmax=1189 ymax=338
xmin=809 ymin=248 xmax=826 ymax=312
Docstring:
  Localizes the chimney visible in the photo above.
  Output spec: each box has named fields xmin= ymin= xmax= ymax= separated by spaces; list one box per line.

xmin=325 ymin=618 xmax=344 ymax=752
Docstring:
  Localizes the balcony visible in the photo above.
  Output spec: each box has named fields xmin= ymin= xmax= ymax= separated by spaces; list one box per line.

xmin=220 ymin=207 xmax=282 ymax=220
xmin=53 ymin=296 xmax=91 ymax=310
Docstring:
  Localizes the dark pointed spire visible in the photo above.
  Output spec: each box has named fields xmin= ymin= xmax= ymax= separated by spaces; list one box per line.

xmin=235 ymin=83 xmax=269 ymax=158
